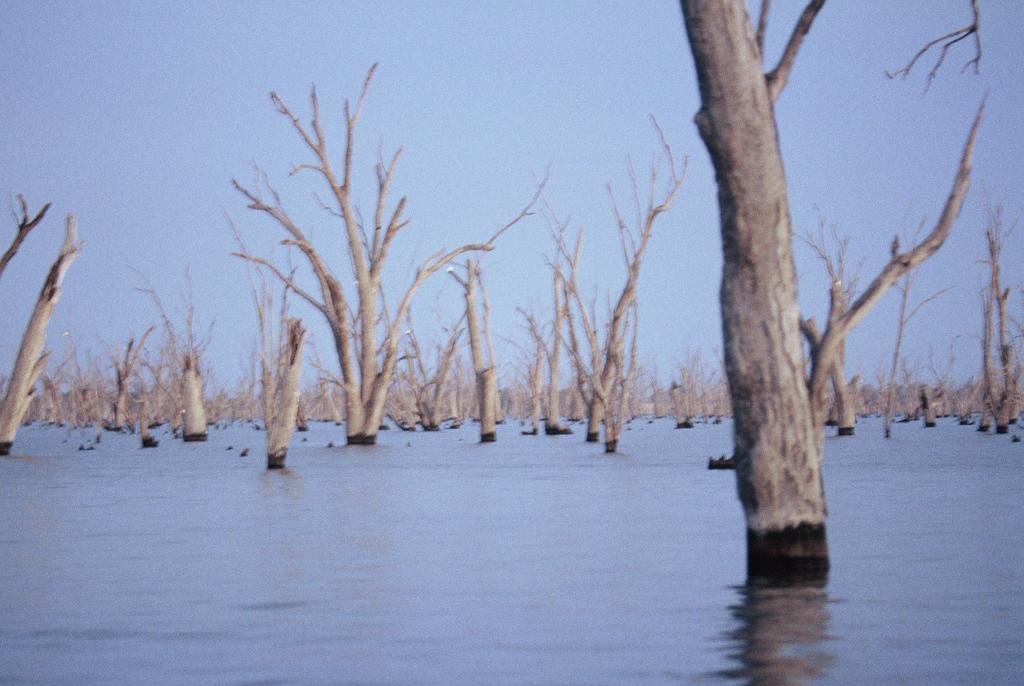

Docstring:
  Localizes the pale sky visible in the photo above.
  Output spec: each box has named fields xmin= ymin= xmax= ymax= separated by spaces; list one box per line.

xmin=1 ymin=1 xmax=1020 ymax=389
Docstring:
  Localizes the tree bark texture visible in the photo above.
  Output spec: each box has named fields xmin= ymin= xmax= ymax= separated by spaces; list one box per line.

xmin=682 ymin=0 xmax=828 ymax=575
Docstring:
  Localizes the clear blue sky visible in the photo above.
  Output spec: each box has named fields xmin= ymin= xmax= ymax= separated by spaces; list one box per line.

xmin=1 ymin=1 xmax=1020 ymax=389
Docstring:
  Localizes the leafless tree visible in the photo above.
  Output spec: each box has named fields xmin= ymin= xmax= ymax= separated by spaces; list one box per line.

xmin=400 ymin=314 xmax=463 ymax=431
xmin=107 ymin=327 xmax=155 ymax=431
xmin=449 ymin=259 xmax=500 ymax=442
xmin=0 ymin=200 xmax=81 ymax=455
xmin=233 ymin=65 xmax=542 ymax=445
xmin=801 ymin=219 xmax=861 ymax=436
xmin=980 ymin=201 xmax=1020 ymax=433
xmin=680 ymin=0 xmax=982 ymax=576
xmin=560 ymin=126 xmax=684 ymax=450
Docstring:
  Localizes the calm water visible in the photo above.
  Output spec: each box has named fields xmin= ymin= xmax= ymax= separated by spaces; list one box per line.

xmin=1 ymin=417 xmax=1021 ymax=684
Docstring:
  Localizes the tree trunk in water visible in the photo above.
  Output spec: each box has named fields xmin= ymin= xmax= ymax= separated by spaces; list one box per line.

xmin=0 ymin=216 xmax=80 ymax=456
xmin=545 ymin=271 xmax=569 ymax=435
xmin=182 ymin=354 xmax=207 ymax=442
xmin=266 ymin=320 xmax=307 ymax=469
xmin=682 ymin=0 xmax=828 ymax=577
xmin=113 ymin=382 xmax=129 ymax=431
xmin=586 ymin=401 xmax=602 ymax=442
xmin=139 ymin=398 xmax=158 ymax=448
xmin=835 ymin=376 xmax=858 ymax=436
xmin=921 ymin=386 xmax=937 ymax=428
xmin=478 ymin=367 xmax=497 ymax=442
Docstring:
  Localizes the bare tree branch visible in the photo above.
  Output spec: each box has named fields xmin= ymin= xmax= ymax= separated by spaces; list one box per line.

xmin=886 ymin=0 xmax=981 ymax=92
xmin=765 ymin=0 xmax=826 ymax=102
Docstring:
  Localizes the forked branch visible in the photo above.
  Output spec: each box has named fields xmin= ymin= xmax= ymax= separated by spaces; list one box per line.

xmin=886 ymin=0 xmax=981 ymax=92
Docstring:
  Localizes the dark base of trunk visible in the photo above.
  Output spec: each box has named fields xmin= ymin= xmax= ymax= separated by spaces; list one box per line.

xmin=421 ymin=424 xmax=440 ymax=432
xmin=544 ymin=424 xmax=572 ymax=435
xmin=480 ymin=431 xmax=496 ymax=443
xmin=183 ymin=433 xmax=208 ymax=442
xmin=0 ymin=441 xmax=11 ymax=456
xmin=296 ymin=425 xmax=309 ymax=432
xmin=521 ymin=428 xmax=538 ymax=435
xmin=747 ymin=523 xmax=829 ymax=580
xmin=824 ymin=419 xmax=837 ymax=427
xmin=978 ymin=423 xmax=990 ymax=432
xmin=676 ymin=420 xmax=694 ymax=429
xmin=267 ymin=452 xmax=286 ymax=469
xmin=585 ymin=431 xmax=599 ymax=443
xmin=996 ymin=425 xmax=1009 ymax=434
xmin=347 ymin=434 xmax=377 ymax=445
xmin=604 ymin=440 xmax=617 ymax=453
xmin=924 ymin=421 xmax=936 ymax=428
xmin=141 ymin=436 xmax=159 ymax=448
xmin=959 ymin=416 xmax=974 ymax=425
xmin=837 ymin=426 xmax=854 ymax=436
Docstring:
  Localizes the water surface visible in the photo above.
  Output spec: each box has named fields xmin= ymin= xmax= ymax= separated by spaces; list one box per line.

xmin=1 ymin=417 xmax=1021 ymax=684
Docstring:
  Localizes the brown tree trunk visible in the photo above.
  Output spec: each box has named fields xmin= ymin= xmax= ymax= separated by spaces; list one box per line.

xmin=683 ymin=0 xmax=828 ymax=576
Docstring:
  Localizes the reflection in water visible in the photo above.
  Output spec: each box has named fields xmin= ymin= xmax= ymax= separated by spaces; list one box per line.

xmin=257 ymin=465 xmax=303 ymax=500
xmin=718 ymin=577 xmax=834 ymax=685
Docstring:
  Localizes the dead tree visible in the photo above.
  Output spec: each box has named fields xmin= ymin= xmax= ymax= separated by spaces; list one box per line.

xmin=402 ymin=315 xmax=463 ymax=431
xmin=138 ymin=275 xmax=210 ymax=441
xmin=881 ymin=255 xmax=952 ymax=438
xmin=561 ymin=127 xmax=684 ymax=448
xmin=233 ymin=66 xmax=542 ymax=445
xmin=980 ymin=201 xmax=1020 ymax=433
xmin=801 ymin=221 xmax=860 ymax=435
xmin=449 ymin=259 xmax=499 ymax=442
xmin=681 ymin=0 xmax=981 ymax=576
xmin=108 ymin=327 xmax=155 ymax=430
xmin=519 ymin=310 xmax=548 ymax=435
xmin=603 ymin=304 xmax=640 ymax=453
xmin=544 ymin=269 xmax=572 ymax=436
xmin=0 ymin=205 xmax=81 ymax=455
xmin=264 ymin=318 xmax=308 ymax=468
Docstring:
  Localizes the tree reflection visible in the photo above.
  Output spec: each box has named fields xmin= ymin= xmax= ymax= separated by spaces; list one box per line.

xmin=718 ymin=576 xmax=833 ymax=685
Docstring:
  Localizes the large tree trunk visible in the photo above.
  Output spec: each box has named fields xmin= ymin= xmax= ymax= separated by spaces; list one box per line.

xmin=682 ymin=0 xmax=828 ymax=576
xmin=0 ymin=216 xmax=80 ymax=456
xmin=181 ymin=353 xmax=208 ymax=442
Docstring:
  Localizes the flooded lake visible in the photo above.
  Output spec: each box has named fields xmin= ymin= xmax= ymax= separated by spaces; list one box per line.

xmin=1 ymin=417 xmax=1022 ymax=684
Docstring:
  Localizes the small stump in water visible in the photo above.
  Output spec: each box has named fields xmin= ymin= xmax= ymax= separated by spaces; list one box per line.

xmin=141 ymin=436 xmax=159 ymax=449
xmin=708 ymin=455 xmax=735 ymax=470
xmin=676 ymin=420 xmax=694 ymax=429
xmin=267 ymin=450 xmax=287 ymax=469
